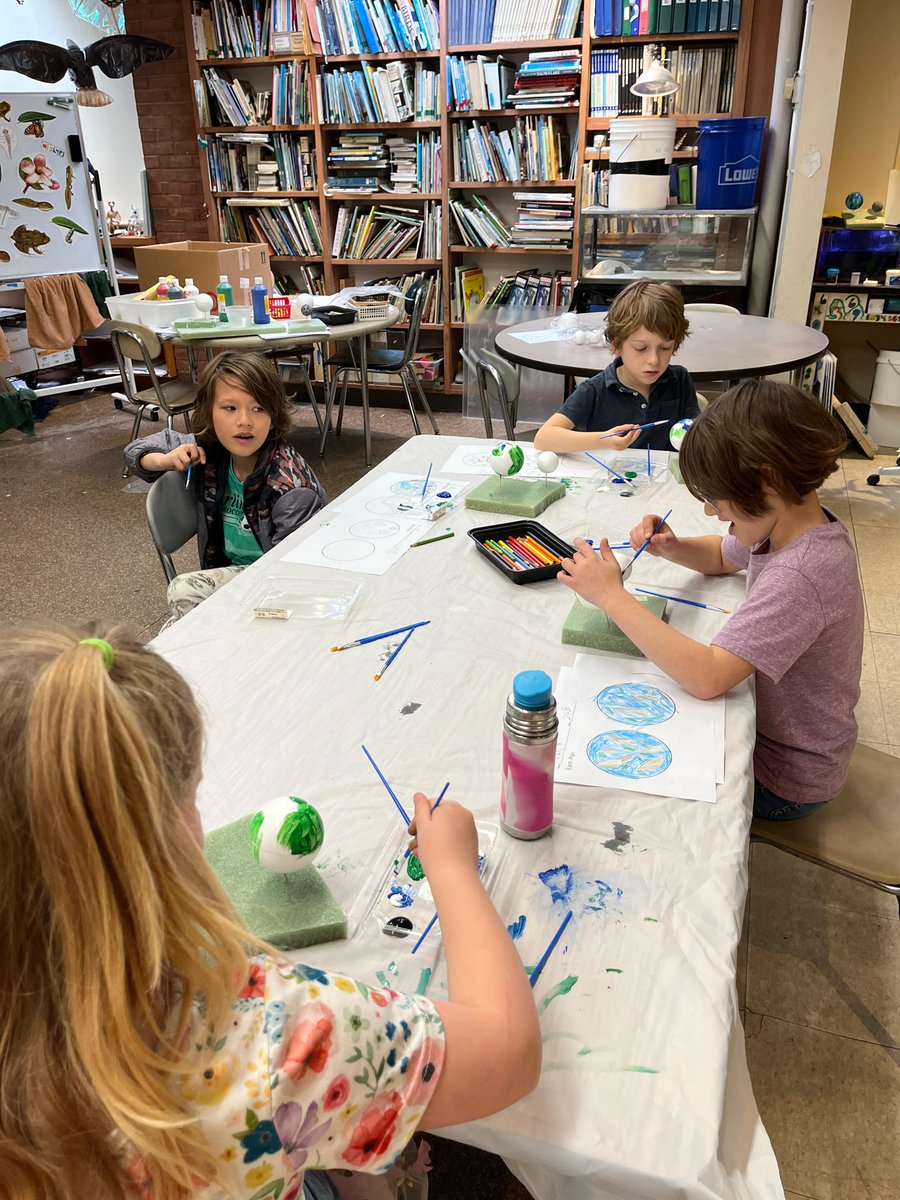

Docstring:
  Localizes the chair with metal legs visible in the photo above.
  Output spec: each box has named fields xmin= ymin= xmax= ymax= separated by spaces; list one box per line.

xmin=318 ymin=281 xmax=440 ymax=459
xmin=475 ymin=349 xmax=520 ymax=439
xmin=262 ymin=345 xmax=327 ymax=436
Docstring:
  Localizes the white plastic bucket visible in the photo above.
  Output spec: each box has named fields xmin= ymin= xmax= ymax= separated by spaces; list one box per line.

xmin=868 ymin=350 xmax=900 ymax=447
xmin=607 ymin=117 xmax=676 ymax=212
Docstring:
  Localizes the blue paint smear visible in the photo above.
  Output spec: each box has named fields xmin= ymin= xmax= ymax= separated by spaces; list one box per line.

xmin=538 ymin=864 xmax=574 ymax=906
xmin=388 ymin=882 xmax=415 ymax=908
xmin=507 ymin=914 xmax=527 ymax=940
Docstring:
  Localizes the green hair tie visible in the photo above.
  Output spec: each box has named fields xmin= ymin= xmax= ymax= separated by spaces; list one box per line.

xmin=79 ymin=638 xmax=115 ymax=670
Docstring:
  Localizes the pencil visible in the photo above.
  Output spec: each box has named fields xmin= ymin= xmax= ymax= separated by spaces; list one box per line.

xmin=374 ymin=626 xmax=415 ymax=681
xmin=361 ymin=744 xmax=410 ymax=826
xmin=529 ymin=909 xmax=573 ymax=987
xmin=410 ymin=530 xmax=454 ymax=548
xmin=498 ymin=539 xmax=536 ymax=569
xmin=520 ymin=536 xmax=559 ymax=564
xmin=584 ymin=451 xmax=626 ymax=482
xmin=403 ymin=781 xmax=450 ymax=860
xmin=420 ymin=462 xmax=433 ymax=500
xmin=485 ymin=540 xmax=525 ymax=571
xmin=634 ymin=587 xmax=732 ymax=614
xmin=507 ymin=538 xmax=544 ymax=567
xmin=331 ymin=620 xmax=430 ymax=651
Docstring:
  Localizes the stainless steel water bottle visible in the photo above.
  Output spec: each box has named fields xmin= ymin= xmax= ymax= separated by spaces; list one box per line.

xmin=500 ymin=669 xmax=558 ymax=839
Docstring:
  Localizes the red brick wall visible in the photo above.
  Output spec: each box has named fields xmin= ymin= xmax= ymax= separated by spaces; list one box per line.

xmin=126 ymin=0 xmax=211 ymax=243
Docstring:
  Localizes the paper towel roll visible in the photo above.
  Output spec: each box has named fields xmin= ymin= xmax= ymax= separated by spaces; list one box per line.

xmin=886 ymin=170 xmax=900 ymax=227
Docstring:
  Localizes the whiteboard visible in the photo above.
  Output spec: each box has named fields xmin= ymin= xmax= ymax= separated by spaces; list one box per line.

xmin=0 ymin=91 xmax=103 ymax=280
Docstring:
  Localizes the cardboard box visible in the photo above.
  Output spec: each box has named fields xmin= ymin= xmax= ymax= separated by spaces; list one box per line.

xmin=134 ymin=241 xmax=274 ymax=306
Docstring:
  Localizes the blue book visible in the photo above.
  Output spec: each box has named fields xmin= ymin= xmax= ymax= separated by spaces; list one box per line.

xmin=384 ymin=0 xmax=410 ymax=47
xmin=686 ymin=0 xmax=698 ymax=31
xmin=697 ymin=0 xmax=709 ymax=29
xmin=350 ymin=0 xmax=381 ymax=51
xmin=729 ymin=0 xmax=740 ymax=27
xmin=718 ymin=0 xmax=731 ymax=28
xmin=707 ymin=0 xmax=719 ymax=30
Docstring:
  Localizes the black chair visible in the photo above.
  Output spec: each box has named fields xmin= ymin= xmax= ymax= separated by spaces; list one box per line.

xmin=318 ymin=282 xmax=439 ymax=457
xmin=145 ymin=469 xmax=198 ymax=585
xmin=475 ymin=349 xmax=519 ymax=438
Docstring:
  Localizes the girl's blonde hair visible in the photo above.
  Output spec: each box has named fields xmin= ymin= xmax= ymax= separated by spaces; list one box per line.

xmin=0 ymin=623 xmax=260 ymax=1200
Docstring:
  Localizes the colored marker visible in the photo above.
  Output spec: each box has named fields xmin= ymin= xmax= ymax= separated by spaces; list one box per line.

xmin=622 ymin=508 xmax=672 ymax=581
xmin=374 ymin=626 xmax=415 ymax=681
xmin=404 ymin=781 xmax=450 ymax=860
xmin=410 ymin=529 xmax=454 ymax=548
xmin=634 ymin=587 xmax=732 ymax=614
xmin=584 ymin=451 xmax=626 ymax=483
xmin=361 ymin=744 xmax=410 ymax=826
xmin=529 ymin=909 xmax=573 ymax=988
xmin=331 ymin=620 xmax=430 ymax=651
xmin=420 ymin=462 xmax=433 ymax=500
xmin=597 ymin=419 xmax=669 ymax=439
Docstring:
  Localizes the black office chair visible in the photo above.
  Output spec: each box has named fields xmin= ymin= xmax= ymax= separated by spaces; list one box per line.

xmin=318 ymin=281 xmax=439 ymax=457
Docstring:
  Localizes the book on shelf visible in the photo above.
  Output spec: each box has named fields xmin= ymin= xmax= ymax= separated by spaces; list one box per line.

xmin=592 ymin=0 xmax=739 ymax=36
xmin=474 ymin=268 xmax=571 ymax=313
xmin=202 ymin=67 xmax=272 ymax=126
xmin=192 ymin=0 xmax=275 ymax=58
xmin=273 ymin=263 xmax=327 ymax=297
xmin=451 ymin=115 xmax=574 ymax=183
xmin=588 ymin=43 xmax=736 ymax=118
xmin=452 ymin=264 xmax=485 ymax=320
xmin=449 ymin=0 xmax=583 ymax=43
xmin=331 ymin=200 xmax=441 ymax=259
xmin=222 ymin=198 xmax=323 ymax=256
xmin=312 ymin=0 xmax=439 ymax=55
xmin=318 ymin=60 xmax=439 ymax=123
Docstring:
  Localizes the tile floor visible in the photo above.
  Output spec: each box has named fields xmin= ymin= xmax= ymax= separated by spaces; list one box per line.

xmin=1 ymin=391 xmax=898 ymax=1200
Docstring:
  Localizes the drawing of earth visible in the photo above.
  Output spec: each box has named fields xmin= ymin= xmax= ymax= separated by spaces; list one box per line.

xmin=391 ymin=478 xmax=437 ymax=497
xmin=322 ymin=539 xmax=375 ymax=561
xmin=595 ymin=683 xmax=676 ymax=726
xmin=349 ymin=519 xmax=401 ymax=538
xmin=587 ymin=730 xmax=673 ymax=779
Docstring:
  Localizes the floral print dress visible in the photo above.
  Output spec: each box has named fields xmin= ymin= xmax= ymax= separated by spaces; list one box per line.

xmin=123 ymin=955 xmax=445 ymax=1199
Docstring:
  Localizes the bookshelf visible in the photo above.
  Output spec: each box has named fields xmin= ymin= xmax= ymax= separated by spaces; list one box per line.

xmin=183 ymin=0 xmax=767 ymax=400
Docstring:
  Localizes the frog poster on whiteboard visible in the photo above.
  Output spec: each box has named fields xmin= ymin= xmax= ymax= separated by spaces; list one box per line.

xmin=0 ymin=92 xmax=103 ymax=279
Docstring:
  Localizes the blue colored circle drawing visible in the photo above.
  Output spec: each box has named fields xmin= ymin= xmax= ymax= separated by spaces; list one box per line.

xmin=587 ymin=730 xmax=673 ymax=779
xmin=595 ymin=683 xmax=676 ymax=726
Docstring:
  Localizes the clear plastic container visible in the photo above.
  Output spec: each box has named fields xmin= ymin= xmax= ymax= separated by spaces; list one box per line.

xmin=224 ymin=305 xmax=254 ymax=327
xmin=245 ymin=573 xmax=364 ymax=621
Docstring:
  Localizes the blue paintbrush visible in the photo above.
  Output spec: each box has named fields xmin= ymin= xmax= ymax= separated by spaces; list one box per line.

xmin=374 ymin=625 xmax=415 ymax=681
xmin=404 ymin=781 xmax=449 ymax=859
xmin=361 ymin=744 xmax=410 ymax=826
xmin=634 ymin=587 xmax=732 ymax=614
xmin=621 ymin=508 xmax=672 ymax=582
xmin=331 ymin=620 xmax=430 ymax=652
xmin=420 ymin=462 xmax=433 ymax=501
xmin=596 ymin=419 xmax=669 ymax=440
xmin=529 ymin=909 xmax=573 ymax=987
xmin=584 ymin=451 xmax=626 ymax=483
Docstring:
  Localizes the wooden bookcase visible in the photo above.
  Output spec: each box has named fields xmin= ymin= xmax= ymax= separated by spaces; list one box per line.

xmin=181 ymin=0 xmax=771 ymax=402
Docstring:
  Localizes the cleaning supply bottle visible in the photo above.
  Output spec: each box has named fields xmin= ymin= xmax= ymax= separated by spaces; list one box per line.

xmin=155 ymin=276 xmax=170 ymax=301
xmin=251 ymin=276 xmax=271 ymax=325
xmin=215 ymin=275 xmax=233 ymax=322
xmin=500 ymin=670 xmax=558 ymax=839
xmin=183 ymin=277 xmax=200 ymax=299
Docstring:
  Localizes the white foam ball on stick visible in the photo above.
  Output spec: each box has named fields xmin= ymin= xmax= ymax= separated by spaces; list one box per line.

xmin=536 ymin=450 xmax=559 ymax=476
xmin=194 ymin=293 xmax=214 ymax=318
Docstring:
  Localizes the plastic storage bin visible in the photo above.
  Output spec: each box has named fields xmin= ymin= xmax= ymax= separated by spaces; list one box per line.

xmin=868 ymin=350 xmax=900 ymax=447
xmin=106 ymin=296 xmax=200 ymax=329
xmin=695 ymin=117 xmax=766 ymax=209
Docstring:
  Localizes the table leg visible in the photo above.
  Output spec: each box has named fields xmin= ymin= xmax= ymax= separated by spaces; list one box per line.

xmin=359 ymin=332 xmax=372 ymax=468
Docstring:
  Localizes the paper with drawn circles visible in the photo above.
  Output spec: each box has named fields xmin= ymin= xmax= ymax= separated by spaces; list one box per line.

xmin=281 ymin=511 xmax=431 ymax=575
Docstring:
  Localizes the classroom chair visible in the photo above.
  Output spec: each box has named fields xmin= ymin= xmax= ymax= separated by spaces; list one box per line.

xmin=262 ymin=345 xmax=326 ymax=436
xmin=476 ymin=348 xmax=520 ymax=439
xmin=318 ymin=282 xmax=440 ymax=458
xmin=145 ymin=468 xmax=198 ymax=585
xmin=111 ymin=321 xmax=198 ymax=476
xmin=750 ymin=742 xmax=900 ymax=918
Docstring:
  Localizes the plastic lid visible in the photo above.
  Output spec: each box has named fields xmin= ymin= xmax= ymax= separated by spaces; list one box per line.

xmin=513 ymin=669 xmax=553 ymax=710
xmin=253 ymin=276 xmax=264 ymax=285
xmin=218 ymin=274 xmax=228 ymax=283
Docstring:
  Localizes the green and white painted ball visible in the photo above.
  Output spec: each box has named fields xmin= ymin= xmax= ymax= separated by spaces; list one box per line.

xmin=489 ymin=442 xmax=525 ymax=477
xmin=669 ymin=418 xmax=693 ymax=450
xmin=845 ymin=191 xmax=864 ymax=211
xmin=248 ymin=795 xmax=324 ymax=873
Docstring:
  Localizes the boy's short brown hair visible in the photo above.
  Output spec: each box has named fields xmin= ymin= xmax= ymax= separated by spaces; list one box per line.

xmin=191 ymin=351 xmax=292 ymax=444
xmin=605 ymin=280 xmax=689 ymax=351
xmin=679 ymin=380 xmax=847 ymax=516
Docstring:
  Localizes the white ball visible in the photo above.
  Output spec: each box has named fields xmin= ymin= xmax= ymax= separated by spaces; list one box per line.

xmin=194 ymin=293 xmax=214 ymax=318
xmin=248 ymin=795 xmax=324 ymax=874
xmin=536 ymin=450 xmax=559 ymax=475
xmin=586 ymin=330 xmax=603 ymax=345
xmin=489 ymin=442 xmax=525 ymax=476
xmin=573 ymin=330 xmax=586 ymax=345
xmin=557 ymin=312 xmax=577 ymax=330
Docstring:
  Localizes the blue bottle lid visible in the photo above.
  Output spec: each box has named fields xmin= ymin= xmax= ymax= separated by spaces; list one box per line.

xmin=513 ymin=669 xmax=553 ymax=710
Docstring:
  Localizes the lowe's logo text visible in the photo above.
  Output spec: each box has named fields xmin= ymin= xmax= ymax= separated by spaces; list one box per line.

xmin=718 ymin=155 xmax=759 ymax=186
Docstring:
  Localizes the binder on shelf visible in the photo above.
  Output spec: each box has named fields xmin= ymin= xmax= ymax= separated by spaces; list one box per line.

xmin=672 ymin=0 xmax=687 ymax=32
xmin=658 ymin=0 xmax=673 ymax=32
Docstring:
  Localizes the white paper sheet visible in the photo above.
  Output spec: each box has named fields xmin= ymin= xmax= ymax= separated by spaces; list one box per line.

xmin=554 ymin=654 xmax=723 ymax=803
xmin=508 ymin=329 xmax=563 ymax=343
xmin=280 ymin=511 xmax=431 ymax=576
xmin=330 ymin=471 xmax=469 ymax=520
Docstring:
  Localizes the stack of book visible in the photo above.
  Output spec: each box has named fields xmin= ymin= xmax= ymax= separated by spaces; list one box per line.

xmin=202 ymin=69 xmax=271 ymax=126
xmin=326 ymin=133 xmax=389 ymax=192
xmin=509 ymin=192 xmax=575 ymax=249
xmin=448 ymin=192 xmax=512 ymax=248
xmin=272 ymin=60 xmax=311 ymax=125
xmin=332 ymin=201 xmax=441 ymax=259
xmin=273 ymin=264 xmax=327 ymax=297
xmin=508 ymin=51 xmax=581 ymax=109
xmin=191 ymin=0 xmax=276 ymax=58
xmin=451 ymin=115 xmax=573 ymax=183
xmin=451 ymin=264 xmax=485 ymax=321
xmin=589 ymin=49 xmax=620 ymax=117
xmin=446 ymin=55 xmax=515 ymax=111
xmin=588 ymin=43 xmax=736 ymax=118
xmin=318 ymin=61 xmax=439 ymax=124
xmin=311 ymin=0 xmax=439 ymax=55
xmin=385 ymin=132 xmax=441 ymax=193
xmin=482 ymin=269 xmax=572 ymax=309
xmin=448 ymin=0 xmax=583 ymax=43
xmin=594 ymin=0 xmax=741 ymax=36
xmin=206 ymin=133 xmax=271 ymax=191
xmin=222 ymin=199 xmax=324 ymax=256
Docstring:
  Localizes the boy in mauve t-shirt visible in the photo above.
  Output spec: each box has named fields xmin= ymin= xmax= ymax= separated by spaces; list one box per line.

xmin=556 ymin=380 xmax=863 ymax=821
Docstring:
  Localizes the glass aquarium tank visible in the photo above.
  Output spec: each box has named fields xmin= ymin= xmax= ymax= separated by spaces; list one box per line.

xmin=579 ymin=207 xmax=756 ymax=284
xmin=814 ymin=225 xmax=900 ymax=285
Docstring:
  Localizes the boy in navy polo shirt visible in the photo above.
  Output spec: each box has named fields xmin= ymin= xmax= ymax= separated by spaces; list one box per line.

xmin=534 ymin=280 xmax=698 ymax=454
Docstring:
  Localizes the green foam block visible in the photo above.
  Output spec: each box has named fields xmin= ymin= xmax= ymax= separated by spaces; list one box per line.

xmin=465 ymin=476 xmax=566 ymax=517
xmin=562 ymin=596 xmax=667 ymax=656
xmin=205 ymin=815 xmax=347 ymax=950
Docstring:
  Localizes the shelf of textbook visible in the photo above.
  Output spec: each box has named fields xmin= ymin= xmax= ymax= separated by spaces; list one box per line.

xmin=213 ymin=189 xmax=320 ymax=197
xmin=450 ymin=245 xmax=573 ymax=254
xmin=589 ymin=31 xmax=738 ymax=43
xmin=449 ymin=180 xmax=577 ymax=189
xmin=322 ymin=121 xmax=441 ymax=130
xmin=326 ymin=193 xmax=443 ymax=200
xmin=203 ymin=125 xmax=316 ymax=133
xmin=324 ymin=51 xmax=440 ymax=62
xmin=448 ymin=38 xmax=583 ymax=53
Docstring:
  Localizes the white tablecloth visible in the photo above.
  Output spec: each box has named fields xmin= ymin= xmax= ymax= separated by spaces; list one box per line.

xmin=155 ymin=436 xmax=784 ymax=1200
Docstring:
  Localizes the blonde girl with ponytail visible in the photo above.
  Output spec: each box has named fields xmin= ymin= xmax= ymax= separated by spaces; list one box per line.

xmin=0 ymin=624 xmax=541 ymax=1200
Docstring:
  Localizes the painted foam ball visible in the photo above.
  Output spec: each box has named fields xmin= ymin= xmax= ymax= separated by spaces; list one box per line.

xmin=489 ymin=441 xmax=525 ymax=476
xmin=248 ymin=795 xmax=324 ymax=873
xmin=536 ymin=450 xmax=559 ymax=475
xmin=669 ymin=417 xmax=693 ymax=450
xmin=845 ymin=191 xmax=864 ymax=211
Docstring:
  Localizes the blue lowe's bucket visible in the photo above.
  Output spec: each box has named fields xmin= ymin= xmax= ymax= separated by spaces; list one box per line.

xmin=695 ymin=117 xmax=766 ymax=209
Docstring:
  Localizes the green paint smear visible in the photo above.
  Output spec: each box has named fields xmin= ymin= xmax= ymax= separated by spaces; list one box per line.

xmin=622 ymin=1065 xmax=659 ymax=1073
xmin=643 ymin=917 xmax=659 ymax=922
xmin=406 ymin=853 xmax=425 ymax=881
xmin=415 ymin=967 xmax=432 ymax=995
xmin=387 ymin=960 xmax=399 ymax=977
xmin=577 ymin=1047 xmax=592 ymax=1056
xmin=539 ymin=974 xmax=579 ymax=1012
xmin=375 ymin=970 xmax=390 ymax=988
xmin=605 ymin=968 xmax=623 ymax=974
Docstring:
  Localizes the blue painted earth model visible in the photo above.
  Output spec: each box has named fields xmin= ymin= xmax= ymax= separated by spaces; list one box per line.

xmin=669 ymin=417 xmax=693 ymax=450
xmin=845 ymin=191 xmax=864 ymax=211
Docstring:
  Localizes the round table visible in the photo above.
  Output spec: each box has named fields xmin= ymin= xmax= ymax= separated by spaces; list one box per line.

xmin=495 ymin=310 xmax=829 ymax=382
